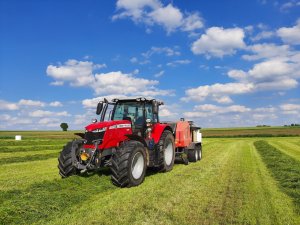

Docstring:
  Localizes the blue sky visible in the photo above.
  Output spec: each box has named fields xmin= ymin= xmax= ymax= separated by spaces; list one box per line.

xmin=0 ymin=0 xmax=300 ymax=130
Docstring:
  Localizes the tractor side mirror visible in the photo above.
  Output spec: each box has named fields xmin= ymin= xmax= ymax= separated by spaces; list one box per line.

xmin=96 ymin=102 xmax=103 ymax=115
xmin=152 ymin=101 xmax=159 ymax=114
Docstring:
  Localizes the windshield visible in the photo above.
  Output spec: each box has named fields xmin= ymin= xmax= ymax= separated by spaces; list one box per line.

xmin=112 ymin=101 xmax=144 ymax=124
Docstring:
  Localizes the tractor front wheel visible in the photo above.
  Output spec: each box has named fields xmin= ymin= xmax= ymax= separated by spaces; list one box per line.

xmin=110 ymin=141 xmax=147 ymax=187
xmin=58 ymin=140 xmax=82 ymax=178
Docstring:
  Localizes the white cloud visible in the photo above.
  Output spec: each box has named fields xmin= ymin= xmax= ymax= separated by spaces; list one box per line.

xmin=277 ymin=19 xmax=300 ymax=45
xmin=159 ymin=105 xmax=178 ymax=118
xmin=154 ymin=70 xmax=164 ymax=78
xmin=130 ymin=57 xmax=138 ymax=63
xmin=181 ymin=12 xmax=204 ymax=32
xmin=0 ymin=100 xmax=19 ymax=110
xmin=93 ymin=71 xmax=156 ymax=95
xmin=251 ymin=31 xmax=275 ymax=41
xmin=280 ymin=1 xmax=300 ymax=12
xmin=142 ymin=46 xmax=180 ymax=58
xmin=47 ymin=59 xmax=106 ymax=87
xmin=18 ymin=99 xmax=45 ymax=107
xmin=166 ymin=59 xmax=191 ymax=67
xmin=30 ymin=110 xmax=70 ymax=117
xmin=38 ymin=118 xmax=60 ymax=125
xmin=191 ymin=27 xmax=245 ymax=58
xmin=49 ymin=101 xmax=63 ymax=107
xmin=182 ymin=83 xmax=254 ymax=102
xmin=50 ymin=81 xmax=64 ymax=86
xmin=242 ymin=43 xmax=292 ymax=61
xmin=280 ymin=103 xmax=300 ymax=114
xmin=82 ymin=95 xmax=128 ymax=108
xmin=47 ymin=59 xmax=172 ymax=97
xmin=184 ymin=104 xmax=251 ymax=118
xmin=149 ymin=4 xmax=183 ymax=33
xmin=113 ymin=1 xmax=203 ymax=34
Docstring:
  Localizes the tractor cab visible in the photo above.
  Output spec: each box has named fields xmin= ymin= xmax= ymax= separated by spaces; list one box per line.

xmin=94 ymin=98 xmax=162 ymax=137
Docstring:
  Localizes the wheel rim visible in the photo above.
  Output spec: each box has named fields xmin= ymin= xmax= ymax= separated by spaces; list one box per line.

xmin=164 ymin=142 xmax=173 ymax=166
xmin=199 ymin=150 xmax=202 ymax=159
xmin=131 ymin=152 xmax=144 ymax=180
xmin=195 ymin=149 xmax=198 ymax=161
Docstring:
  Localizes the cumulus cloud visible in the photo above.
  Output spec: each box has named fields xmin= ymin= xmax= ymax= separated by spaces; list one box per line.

xmin=18 ymin=99 xmax=45 ymax=107
xmin=280 ymin=103 xmax=300 ymax=114
xmin=113 ymin=0 xmax=203 ymax=34
xmin=49 ymin=101 xmax=63 ymax=107
xmin=47 ymin=59 xmax=173 ymax=97
xmin=228 ymin=57 xmax=300 ymax=91
xmin=30 ymin=110 xmax=70 ymax=117
xmin=277 ymin=19 xmax=300 ymax=45
xmin=242 ymin=43 xmax=292 ymax=61
xmin=0 ymin=100 xmax=19 ymax=110
xmin=47 ymin=59 xmax=106 ymax=87
xmin=183 ymin=104 xmax=251 ymax=118
xmin=191 ymin=27 xmax=245 ymax=58
xmin=181 ymin=83 xmax=254 ymax=103
xmin=251 ymin=31 xmax=275 ymax=41
xmin=82 ymin=95 xmax=129 ymax=108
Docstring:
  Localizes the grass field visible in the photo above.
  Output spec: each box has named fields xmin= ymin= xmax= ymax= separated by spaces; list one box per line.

xmin=0 ymin=129 xmax=300 ymax=224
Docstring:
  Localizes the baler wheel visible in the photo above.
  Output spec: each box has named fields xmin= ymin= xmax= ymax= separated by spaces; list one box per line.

xmin=188 ymin=148 xmax=198 ymax=162
xmin=197 ymin=145 xmax=202 ymax=161
xmin=110 ymin=141 xmax=147 ymax=187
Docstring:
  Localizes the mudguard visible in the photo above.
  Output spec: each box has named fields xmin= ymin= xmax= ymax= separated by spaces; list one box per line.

xmin=152 ymin=123 xmax=173 ymax=144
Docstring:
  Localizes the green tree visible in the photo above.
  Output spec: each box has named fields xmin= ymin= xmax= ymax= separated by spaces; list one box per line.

xmin=60 ymin=123 xmax=68 ymax=131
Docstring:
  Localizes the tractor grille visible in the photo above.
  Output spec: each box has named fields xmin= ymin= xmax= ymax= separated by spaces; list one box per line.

xmin=84 ymin=131 xmax=105 ymax=145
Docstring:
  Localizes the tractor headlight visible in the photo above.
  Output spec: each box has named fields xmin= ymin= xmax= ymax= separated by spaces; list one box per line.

xmin=92 ymin=127 xmax=107 ymax=133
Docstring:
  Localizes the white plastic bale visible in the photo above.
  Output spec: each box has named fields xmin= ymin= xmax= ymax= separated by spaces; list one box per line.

xmin=15 ymin=135 xmax=22 ymax=141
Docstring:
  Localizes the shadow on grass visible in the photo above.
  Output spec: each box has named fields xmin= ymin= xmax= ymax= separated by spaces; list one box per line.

xmin=254 ymin=140 xmax=300 ymax=214
xmin=0 ymin=171 xmax=115 ymax=224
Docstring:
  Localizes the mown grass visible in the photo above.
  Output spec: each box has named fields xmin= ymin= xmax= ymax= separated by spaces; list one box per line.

xmin=0 ymin=137 xmax=299 ymax=224
xmin=0 ymin=145 xmax=64 ymax=153
xmin=267 ymin=140 xmax=300 ymax=161
xmin=254 ymin=140 xmax=300 ymax=214
xmin=202 ymin=126 xmax=300 ymax=137
xmin=0 ymin=151 xmax=60 ymax=164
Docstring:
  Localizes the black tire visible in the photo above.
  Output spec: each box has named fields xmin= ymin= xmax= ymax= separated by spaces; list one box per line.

xmin=159 ymin=130 xmax=175 ymax=172
xmin=58 ymin=140 xmax=82 ymax=178
xmin=110 ymin=141 xmax=147 ymax=187
xmin=197 ymin=145 xmax=202 ymax=161
xmin=188 ymin=148 xmax=198 ymax=162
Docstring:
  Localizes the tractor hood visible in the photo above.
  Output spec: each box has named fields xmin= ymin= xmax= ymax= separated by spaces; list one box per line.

xmin=85 ymin=120 xmax=131 ymax=132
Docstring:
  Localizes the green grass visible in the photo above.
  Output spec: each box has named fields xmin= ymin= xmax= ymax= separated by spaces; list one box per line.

xmin=0 ymin=130 xmax=299 ymax=224
xmin=267 ymin=139 xmax=300 ymax=161
xmin=202 ymin=126 xmax=300 ymax=137
xmin=254 ymin=140 xmax=300 ymax=214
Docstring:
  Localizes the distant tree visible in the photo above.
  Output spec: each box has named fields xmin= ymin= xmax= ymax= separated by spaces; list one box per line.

xmin=60 ymin=123 xmax=68 ymax=131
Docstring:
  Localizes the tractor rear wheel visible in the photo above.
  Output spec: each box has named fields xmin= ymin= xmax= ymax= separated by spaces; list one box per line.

xmin=110 ymin=141 xmax=147 ymax=187
xmin=159 ymin=130 xmax=175 ymax=172
xmin=58 ymin=140 xmax=82 ymax=178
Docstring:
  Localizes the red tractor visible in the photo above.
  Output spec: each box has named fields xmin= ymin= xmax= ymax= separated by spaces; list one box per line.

xmin=58 ymin=98 xmax=202 ymax=187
